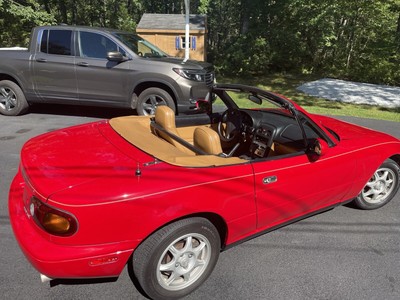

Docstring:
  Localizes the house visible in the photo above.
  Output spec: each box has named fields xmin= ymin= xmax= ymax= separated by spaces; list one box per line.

xmin=136 ymin=13 xmax=207 ymax=61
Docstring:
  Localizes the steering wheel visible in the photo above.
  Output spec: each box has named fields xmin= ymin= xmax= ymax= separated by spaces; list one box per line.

xmin=217 ymin=108 xmax=243 ymax=142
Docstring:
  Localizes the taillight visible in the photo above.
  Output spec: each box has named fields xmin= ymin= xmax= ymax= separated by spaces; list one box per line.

xmin=30 ymin=197 xmax=78 ymax=236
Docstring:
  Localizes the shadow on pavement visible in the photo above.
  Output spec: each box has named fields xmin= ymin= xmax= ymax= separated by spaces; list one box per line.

xmin=29 ymin=103 xmax=136 ymax=119
xmin=50 ymin=277 xmax=118 ymax=287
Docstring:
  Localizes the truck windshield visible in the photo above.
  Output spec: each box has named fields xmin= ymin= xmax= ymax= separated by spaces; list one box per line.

xmin=113 ymin=33 xmax=169 ymax=58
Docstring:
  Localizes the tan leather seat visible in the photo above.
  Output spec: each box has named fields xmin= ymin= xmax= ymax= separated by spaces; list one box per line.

xmin=193 ymin=127 xmax=223 ymax=155
xmin=154 ymin=106 xmax=194 ymax=154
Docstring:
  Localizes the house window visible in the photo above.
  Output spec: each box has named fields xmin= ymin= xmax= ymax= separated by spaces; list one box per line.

xmin=175 ymin=36 xmax=197 ymax=50
xmin=181 ymin=37 xmax=191 ymax=49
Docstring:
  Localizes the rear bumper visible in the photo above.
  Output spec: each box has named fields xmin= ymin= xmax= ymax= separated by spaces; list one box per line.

xmin=8 ymin=171 xmax=139 ymax=279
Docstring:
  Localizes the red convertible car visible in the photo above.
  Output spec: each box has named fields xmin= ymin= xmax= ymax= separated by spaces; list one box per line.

xmin=9 ymin=84 xmax=400 ymax=299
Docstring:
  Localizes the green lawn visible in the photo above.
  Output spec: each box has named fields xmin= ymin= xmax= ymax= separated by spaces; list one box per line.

xmin=219 ymin=74 xmax=400 ymax=122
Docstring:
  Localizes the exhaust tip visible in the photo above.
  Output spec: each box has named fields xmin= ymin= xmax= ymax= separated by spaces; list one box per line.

xmin=40 ymin=274 xmax=53 ymax=283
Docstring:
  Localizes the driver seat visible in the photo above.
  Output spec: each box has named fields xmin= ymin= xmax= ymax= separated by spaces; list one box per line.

xmin=154 ymin=106 xmax=193 ymax=154
xmin=193 ymin=127 xmax=223 ymax=155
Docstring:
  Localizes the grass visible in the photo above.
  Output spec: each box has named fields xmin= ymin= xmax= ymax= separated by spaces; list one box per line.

xmin=219 ymin=74 xmax=400 ymax=122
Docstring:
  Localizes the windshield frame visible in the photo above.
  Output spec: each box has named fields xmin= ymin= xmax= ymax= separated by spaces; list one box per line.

xmin=112 ymin=32 xmax=169 ymax=58
xmin=211 ymin=84 xmax=337 ymax=148
xmin=212 ymin=84 xmax=295 ymax=114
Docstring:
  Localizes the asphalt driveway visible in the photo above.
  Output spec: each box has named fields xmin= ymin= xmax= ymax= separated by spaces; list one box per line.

xmin=1 ymin=105 xmax=399 ymax=300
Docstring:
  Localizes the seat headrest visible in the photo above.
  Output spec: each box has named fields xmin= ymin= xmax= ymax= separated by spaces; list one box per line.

xmin=155 ymin=106 xmax=176 ymax=131
xmin=194 ymin=127 xmax=223 ymax=155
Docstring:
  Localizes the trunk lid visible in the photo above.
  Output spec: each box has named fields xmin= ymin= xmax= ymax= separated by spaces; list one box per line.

xmin=20 ymin=120 xmax=151 ymax=199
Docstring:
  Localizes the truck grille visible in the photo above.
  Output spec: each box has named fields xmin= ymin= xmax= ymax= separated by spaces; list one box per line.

xmin=205 ymin=72 xmax=215 ymax=87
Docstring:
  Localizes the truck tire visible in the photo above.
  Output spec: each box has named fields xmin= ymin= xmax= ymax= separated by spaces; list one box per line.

xmin=136 ymin=87 xmax=176 ymax=116
xmin=0 ymin=80 xmax=29 ymax=116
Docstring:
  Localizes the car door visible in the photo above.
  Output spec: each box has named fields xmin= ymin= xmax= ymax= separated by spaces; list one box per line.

xmin=33 ymin=29 xmax=78 ymax=101
xmin=252 ymin=119 xmax=356 ymax=230
xmin=75 ymin=30 xmax=130 ymax=105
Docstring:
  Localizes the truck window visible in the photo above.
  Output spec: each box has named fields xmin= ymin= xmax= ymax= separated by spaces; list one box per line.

xmin=40 ymin=30 xmax=72 ymax=56
xmin=113 ymin=33 xmax=168 ymax=57
xmin=79 ymin=32 xmax=120 ymax=59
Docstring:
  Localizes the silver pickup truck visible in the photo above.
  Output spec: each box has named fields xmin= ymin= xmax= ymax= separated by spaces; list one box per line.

xmin=0 ymin=25 xmax=214 ymax=116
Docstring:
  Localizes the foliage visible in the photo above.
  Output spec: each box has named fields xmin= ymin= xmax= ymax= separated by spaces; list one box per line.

xmin=1 ymin=0 xmax=399 ymax=86
xmin=0 ymin=0 xmax=55 ymax=46
xmin=205 ymin=0 xmax=400 ymax=85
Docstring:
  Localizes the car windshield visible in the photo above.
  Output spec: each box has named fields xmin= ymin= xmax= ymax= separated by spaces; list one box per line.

xmin=113 ymin=33 xmax=169 ymax=58
xmin=213 ymin=87 xmax=293 ymax=117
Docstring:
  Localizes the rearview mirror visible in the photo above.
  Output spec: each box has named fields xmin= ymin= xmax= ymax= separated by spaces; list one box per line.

xmin=248 ymin=94 xmax=262 ymax=105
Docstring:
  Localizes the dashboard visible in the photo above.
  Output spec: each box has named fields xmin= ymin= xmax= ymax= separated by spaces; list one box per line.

xmin=238 ymin=109 xmax=313 ymax=158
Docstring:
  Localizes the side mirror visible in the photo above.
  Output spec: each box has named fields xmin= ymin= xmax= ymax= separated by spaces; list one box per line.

xmin=107 ymin=51 xmax=128 ymax=62
xmin=310 ymin=138 xmax=329 ymax=157
xmin=196 ymin=100 xmax=212 ymax=113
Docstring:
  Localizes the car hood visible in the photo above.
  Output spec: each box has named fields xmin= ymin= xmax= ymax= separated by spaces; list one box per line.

xmin=145 ymin=56 xmax=213 ymax=70
xmin=314 ymin=115 xmax=399 ymax=144
xmin=20 ymin=120 xmax=153 ymax=201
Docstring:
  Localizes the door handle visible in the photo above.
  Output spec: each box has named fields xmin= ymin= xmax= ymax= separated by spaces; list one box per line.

xmin=77 ymin=62 xmax=89 ymax=67
xmin=263 ymin=176 xmax=277 ymax=184
xmin=36 ymin=58 xmax=47 ymax=63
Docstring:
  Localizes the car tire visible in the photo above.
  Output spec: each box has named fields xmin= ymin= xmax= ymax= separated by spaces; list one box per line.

xmin=0 ymin=80 xmax=29 ymax=116
xmin=136 ymin=87 xmax=176 ymax=116
xmin=353 ymin=159 xmax=400 ymax=210
xmin=132 ymin=217 xmax=221 ymax=300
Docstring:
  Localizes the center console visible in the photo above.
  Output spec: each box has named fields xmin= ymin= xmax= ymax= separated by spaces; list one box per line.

xmin=250 ymin=124 xmax=276 ymax=158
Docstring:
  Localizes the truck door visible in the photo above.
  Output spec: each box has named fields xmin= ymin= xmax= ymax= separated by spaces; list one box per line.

xmin=75 ymin=31 xmax=129 ymax=105
xmin=33 ymin=29 xmax=78 ymax=102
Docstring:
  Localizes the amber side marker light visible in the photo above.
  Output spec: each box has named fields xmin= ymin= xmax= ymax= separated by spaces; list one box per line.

xmin=30 ymin=197 xmax=78 ymax=236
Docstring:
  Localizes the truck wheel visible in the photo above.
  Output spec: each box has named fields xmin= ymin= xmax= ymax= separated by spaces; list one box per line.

xmin=132 ymin=217 xmax=220 ymax=300
xmin=0 ymin=80 xmax=28 ymax=116
xmin=137 ymin=87 xmax=176 ymax=116
xmin=0 ymin=80 xmax=29 ymax=116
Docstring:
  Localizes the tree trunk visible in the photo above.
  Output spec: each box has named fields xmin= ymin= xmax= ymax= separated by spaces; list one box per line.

xmin=59 ymin=0 xmax=68 ymax=24
xmin=240 ymin=0 xmax=250 ymax=35
xmin=396 ymin=12 xmax=400 ymax=50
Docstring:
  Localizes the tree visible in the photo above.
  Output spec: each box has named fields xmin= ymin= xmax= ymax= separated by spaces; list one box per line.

xmin=0 ymin=0 xmax=55 ymax=46
xmin=1 ymin=0 xmax=399 ymax=84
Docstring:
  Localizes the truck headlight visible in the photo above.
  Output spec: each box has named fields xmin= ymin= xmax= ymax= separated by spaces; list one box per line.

xmin=173 ymin=68 xmax=205 ymax=82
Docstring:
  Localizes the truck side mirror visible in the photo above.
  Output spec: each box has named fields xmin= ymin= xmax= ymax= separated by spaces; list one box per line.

xmin=107 ymin=51 xmax=128 ymax=62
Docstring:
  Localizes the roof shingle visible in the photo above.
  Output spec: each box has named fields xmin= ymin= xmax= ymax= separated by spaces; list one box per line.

xmin=137 ymin=14 xmax=206 ymax=31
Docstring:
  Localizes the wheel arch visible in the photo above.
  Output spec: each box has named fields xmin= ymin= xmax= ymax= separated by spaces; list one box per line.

xmin=389 ymin=154 xmax=400 ymax=168
xmin=0 ymin=73 xmax=22 ymax=88
xmin=133 ymin=212 xmax=228 ymax=255
xmin=192 ymin=212 xmax=228 ymax=249
xmin=132 ymin=81 xmax=179 ymax=112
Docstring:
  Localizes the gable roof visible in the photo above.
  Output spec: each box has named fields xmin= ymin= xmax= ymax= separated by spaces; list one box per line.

xmin=137 ymin=14 xmax=206 ymax=31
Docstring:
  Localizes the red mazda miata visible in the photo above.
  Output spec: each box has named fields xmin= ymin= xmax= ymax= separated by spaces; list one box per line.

xmin=9 ymin=84 xmax=400 ymax=299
